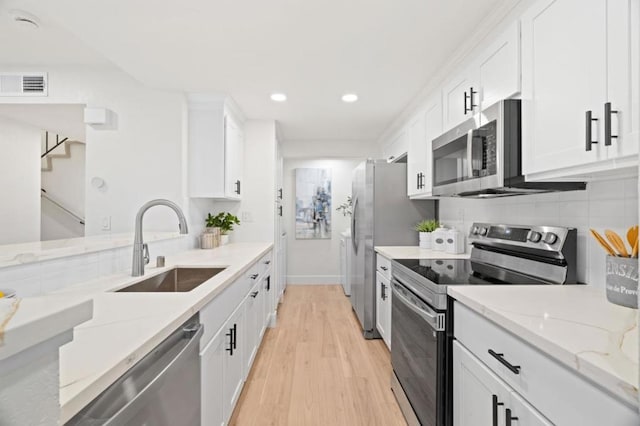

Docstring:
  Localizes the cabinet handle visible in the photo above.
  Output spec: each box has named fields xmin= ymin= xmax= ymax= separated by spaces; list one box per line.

xmin=417 ymin=173 xmax=421 ymax=190
xmin=604 ymin=102 xmax=618 ymax=146
xmin=464 ymin=87 xmax=477 ymax=115
xmin=278 ymin=188 xmax=283 ymax=200
xmin=585 ymin=110 xmax=598 ymax=151
xmin=381 ymin=282 xmax=386 ymax=300
xmin=265 ymin=276 xmax=271 ymax=291
xmin=278 ymin=205 xmax=283 ymax=217
xmin=505 ymin=408 xmax=518 ymax=426
xmin=251 ymin=291 xmax=259 ymax=298
xmin=388 ymin=155 xmax=395 ymax=162
xmin=226 ymin=327 xmax=234 ymax=355
xmin=463 ymin=91 xmax=468 ymax=115
xmin=264 ymin=260 xmax=271 ymax=265
xmin=488 ymin=349 xmax=521 ymax=374
xmin=235 ymin=180 xmax=241 ymax=195
xmin=232 ymin=323 xmax=237 ymax=350
xmin=380 ymin=266 xmax=388 ymax=271
xmin=250 ymin=273 xmax=259 ymax=280
xmin=492 ymin=395 xmax=504 ymax=426
xmin=420 ymin=172 xmax=425 ymax=189
xmin=469 ymin=87 xmax=477 ymax=110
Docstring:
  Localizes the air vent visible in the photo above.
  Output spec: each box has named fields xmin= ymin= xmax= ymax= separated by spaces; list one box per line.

xmin=0 ymin=72 xmax=48 ymax=96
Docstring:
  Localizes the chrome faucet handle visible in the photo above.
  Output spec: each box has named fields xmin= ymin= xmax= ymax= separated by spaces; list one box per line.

xmin=143 ymin=243 xmax=150 ymax=265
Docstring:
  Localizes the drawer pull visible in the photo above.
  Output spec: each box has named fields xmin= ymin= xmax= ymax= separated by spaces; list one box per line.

xmin=506 ymin=408 xmax=518 ymax=426
xmin=250 ymin=273 xmax=259 ymax=280
xmin=380 ymin=266 xmax=388 ymax=271
xmin=488 ymin=349 xmax=521 ymax=374
xmin=492 ymin=395 xmax=504 ymax=426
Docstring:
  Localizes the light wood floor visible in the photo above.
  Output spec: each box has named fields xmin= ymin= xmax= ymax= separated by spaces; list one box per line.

xmin=229 ymin=285 xmax=407 ymax=426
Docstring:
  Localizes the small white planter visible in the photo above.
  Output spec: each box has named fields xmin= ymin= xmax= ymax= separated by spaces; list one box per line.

xmin=419 ymin=232 xmax=432 ymax=249
xmin=221 ymin=234 xmax=230 ymax=245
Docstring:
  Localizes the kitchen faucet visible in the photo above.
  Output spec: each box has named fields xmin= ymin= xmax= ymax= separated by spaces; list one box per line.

xmin=132 ymin=199 xmax=189 ymax=277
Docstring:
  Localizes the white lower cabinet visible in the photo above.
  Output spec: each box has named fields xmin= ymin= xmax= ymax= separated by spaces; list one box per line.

xmin=201 ymin=302 xmax=245 ymax=426
xmin=375 ymin=271 xmax=391 ymax=350
xmin=453 ymin=341 xmax=551 ymax=426
xmin=243 ymin=282 xmax=261 ymax=377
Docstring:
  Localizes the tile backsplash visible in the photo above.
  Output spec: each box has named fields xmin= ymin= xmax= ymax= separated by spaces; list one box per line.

xmin=0 ymin=236 xmax=191 ymax=297
xmin=438 ymin=177 xmax=638 ymax=286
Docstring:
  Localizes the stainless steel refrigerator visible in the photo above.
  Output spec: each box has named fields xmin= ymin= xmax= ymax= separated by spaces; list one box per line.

xmin=349 ymin=160 xmax=437 ymax=338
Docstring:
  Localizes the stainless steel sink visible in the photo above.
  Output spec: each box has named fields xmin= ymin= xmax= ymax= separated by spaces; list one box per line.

xmin=116 ymin=267 xmax=226 ymax=293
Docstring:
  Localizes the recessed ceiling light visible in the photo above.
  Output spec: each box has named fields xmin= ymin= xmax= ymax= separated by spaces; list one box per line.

xmin=270 ymin=93 xmax=287 ymax=102
xmin=342 ymin=93 xmax=358 ymax=103
xmin=9 ymin=10 xmax=40 ymax=29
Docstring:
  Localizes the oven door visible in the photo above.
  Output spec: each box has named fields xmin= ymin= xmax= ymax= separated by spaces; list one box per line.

xmin=391 ymin=279 xmax=446 ymax=426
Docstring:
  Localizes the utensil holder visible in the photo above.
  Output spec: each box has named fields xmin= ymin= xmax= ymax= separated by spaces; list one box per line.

xmin=605 ymin=256 xmax=638 ymax=309
xmin=200 ymin=227 xmax=221 ymax=249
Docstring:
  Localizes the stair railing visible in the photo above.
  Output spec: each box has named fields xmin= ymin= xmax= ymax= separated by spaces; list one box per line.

xmin=41 ymin=131 xmax=69 ymax=158
xmin=41 ymin=188 xmax=85 ymax=225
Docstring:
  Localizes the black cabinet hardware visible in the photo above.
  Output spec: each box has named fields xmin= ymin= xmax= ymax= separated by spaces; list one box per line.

xmin=232 ymin=323 xmax=237 ymax=350
xmin=488 ymin=349 xmax=521 ymax=374
xmin=388 ymin=155 xmax=395 ymax=162
xmin=265 ymin=276 xmax=271 ymax=291
xmin=278 ymin=188 xmax=283 ymax=200
xmin=226 ymin=327 xmax=234 ymax=355
xmin=585 ymin=110 xmax=598 ymax=151
xmin=278 ymin=205 xmax=283 ymax=217
xmin=505 ymin=408 xmax=518 ymax=426
xmin=264 ymin=260 xmax=271 ymax=265
xmin=464 ymin=87 xmax=477 ymax=115
xmin=234 ymin=180 xmax=241 ymax=195
xmin=381 ymin=282 xmax=387 ymax=300
xmin=251 ymin=291 xmax=259 ymax=298
xmin=492 ymin=395 xmax=504 ymax=426
xmin=417 ymin=173 xmax=421 ymax=190
xmin=380 ymin=266 xmax=388 ymax=271
xmin=250 ymin=273 xmax=259 ymax=280
xmin=604 ymin=102 xmax=618 ymax=146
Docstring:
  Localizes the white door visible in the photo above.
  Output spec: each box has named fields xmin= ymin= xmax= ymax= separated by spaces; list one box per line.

xmin=201 ymin=329 xmax=225 ymax=426
xmin=478 ymin=21 xmax=521 ymax=110
xmin=407 ymin=111 xmax=427 ymax=197
xmin=453 ymin=341 xmax=512 ymax=426
xmin=521 ymin=0 xmax=608 ymax=174
xmin=605 ymin=0 xmax=639 ymax=160
xmin=507 ymin=390 xmax=553 ymax=426
xmin=224 ymin=115 xmax=242 ymax=199
xmin=223 ymin=304 xmax=245 ymax=422
xmin=442 ymin=66 xmax=479 ymax=131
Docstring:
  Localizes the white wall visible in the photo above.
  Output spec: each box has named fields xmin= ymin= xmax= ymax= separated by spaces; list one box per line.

xmin=283 ymin=158 xmax=362 ymax=284
xmin=0 ymin=65 xmax=189 ymax=238
xmin=0 ymin=116 xmax=41 ymax=244
xmin=438 ymin=177 xmax=639 ymax=286
xmin=282 ymin=139 xmax=380 ymax=159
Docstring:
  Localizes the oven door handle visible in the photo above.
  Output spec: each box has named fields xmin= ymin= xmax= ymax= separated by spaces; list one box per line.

xmin=392 ymin=282 xmax=445 ymax=331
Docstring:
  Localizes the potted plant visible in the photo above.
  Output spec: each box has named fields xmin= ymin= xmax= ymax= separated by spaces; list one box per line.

xmin=206 ymin=212 xmax=240 ymax=245
xmin=336 ymin=196 xmax=353 ymax=217
xmin=415 ymin=219 xmax=439 ymax=249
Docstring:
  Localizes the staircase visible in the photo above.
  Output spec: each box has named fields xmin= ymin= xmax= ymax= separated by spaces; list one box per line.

xmin=41 ymin=131 xmax=84 ymax=172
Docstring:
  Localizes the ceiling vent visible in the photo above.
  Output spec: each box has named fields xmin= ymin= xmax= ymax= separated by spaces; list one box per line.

xmin=0 ymin=72 xmax=48 ymax=96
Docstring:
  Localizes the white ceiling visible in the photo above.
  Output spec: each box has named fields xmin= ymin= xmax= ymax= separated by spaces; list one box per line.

xmin=1 ymin=0 xmax=505 ymax=142
xmin=0 ymin=104 xmax=86 ymax=141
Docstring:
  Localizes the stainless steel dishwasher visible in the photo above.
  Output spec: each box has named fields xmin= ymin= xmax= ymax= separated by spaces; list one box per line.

xmin=67 ymin=314 xmax=203 ymax=426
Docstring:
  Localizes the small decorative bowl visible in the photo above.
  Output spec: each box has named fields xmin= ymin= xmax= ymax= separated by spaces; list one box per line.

xmin=605 ymin=256 xmax=638 ymax=309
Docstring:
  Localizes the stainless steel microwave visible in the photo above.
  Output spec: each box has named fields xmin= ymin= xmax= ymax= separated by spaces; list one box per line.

xmin=431 ymin=99 xmax=585 ymax=197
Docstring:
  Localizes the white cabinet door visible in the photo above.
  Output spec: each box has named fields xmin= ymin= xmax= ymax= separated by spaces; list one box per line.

xmin=478 ymin=21 xmax=521 ymax=110
xmin=605 ymin=0 xmax=639 ymax=160
xmin=224 ymin=114 xmax=243 ymax=200
xmin=442 ymin=66 xmax=478 ymax=132
xmin=382 ymin=129 xmax=408 ymax=163
xmin=375 ymin=271 xmax=391 ymax=349
xmin=201 ymin=329 xmax=225 ymax=426
xmin=422 ymin=95 xmax=443 ymax=196
xmin=521 ymin=0 xmax=608 ymax=174
xmin=243 ymin=285 xmax=260 ymax=378
xmin=223 ymin=304 xmax=245 ymax=422
xmin=507 ymin=391 xmax=553 ymax=426
xmin=453 ymin=341 xmax=512 ymax=426
xmin=407 ymin=111 xmax=427 ymax=197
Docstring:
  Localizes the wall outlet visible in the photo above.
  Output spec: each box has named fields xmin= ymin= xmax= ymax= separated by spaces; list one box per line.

xmin=101 ymin=216 xmax=111 ymax=231
xmin=242 ymin=211 xmax=253 ymax=223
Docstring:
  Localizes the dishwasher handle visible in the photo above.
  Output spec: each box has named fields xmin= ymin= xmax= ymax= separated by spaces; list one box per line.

xmin=104 ymin=323 xmax=203 ymax=425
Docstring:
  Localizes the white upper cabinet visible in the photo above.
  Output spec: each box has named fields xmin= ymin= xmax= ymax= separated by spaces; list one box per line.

xmin=522 ymin=0 xmax=639 ymax=178
xmin=442 ymin=21 xmax=520 ymax=132
xmin=407 ymin=94 xmax=442 ymax=198
xmin=382 ymin=128 xmax=408 ymax=163
xmin=188 ymin=94 xmax=245 ymax=200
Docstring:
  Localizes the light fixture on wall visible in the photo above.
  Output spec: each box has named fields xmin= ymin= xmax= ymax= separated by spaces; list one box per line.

xmin=270 ymin=93 xmax=287 ymax=102
xmin=341 ymin=93 xmax=358 ymax=103
xmin=9 ymin=10 xmax=40 ymax=29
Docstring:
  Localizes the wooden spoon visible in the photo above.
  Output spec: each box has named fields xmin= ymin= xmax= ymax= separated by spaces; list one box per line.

xmin=590 ymin=229 xmax=617 ymax=256
xmin=605 ymin=229 xmax=629 ymax=257
xmin=627 ymin=226 xmax=638 ymax=251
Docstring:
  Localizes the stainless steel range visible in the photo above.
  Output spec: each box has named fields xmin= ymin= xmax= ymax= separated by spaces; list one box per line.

xmin=389 ymin=223 xmax=578 ymax=426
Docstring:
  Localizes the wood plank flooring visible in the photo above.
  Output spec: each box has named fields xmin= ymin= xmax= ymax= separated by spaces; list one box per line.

xmin=229 ymin=285 xmax=407 ymax=426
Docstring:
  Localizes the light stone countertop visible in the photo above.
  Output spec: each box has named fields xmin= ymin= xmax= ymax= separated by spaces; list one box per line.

xmin=448 ymin=285 xmax=639 ymax=407
xmin=0 ymin=232 xmax=185 ymax=268
xmin=375 ymin=246 xmax=471 ymax=260
xmin=0 ymin=294 xmax=93 ymax=362
xmin=54 ymin=242 xmax=272 ymax=423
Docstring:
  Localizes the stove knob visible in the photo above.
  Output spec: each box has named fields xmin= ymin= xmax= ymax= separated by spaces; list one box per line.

xmin=479 ymin=227 xmax=488 ymax=236
xmin=543 ymin=232 xmax=558 ymax=245
xmin=527 ymin=231 xmax=542 ymax=243
xmin=471 ymin=226 xmax=479 ymax=235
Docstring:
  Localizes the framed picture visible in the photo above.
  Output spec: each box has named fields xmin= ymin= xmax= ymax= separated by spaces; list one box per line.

xmin=295 ymin=168 xmax=332 ymax=239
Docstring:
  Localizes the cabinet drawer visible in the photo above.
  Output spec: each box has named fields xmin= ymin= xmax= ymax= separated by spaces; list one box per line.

xmin=200 ymin=275 xmax=248 ymax=351
xmin=376 ymin=254 xmax=391 ymax=279
xmin=258 ymin=251 xmax=272 ymax=278
xmin=454 ymin=302 xmax=637 ymax=426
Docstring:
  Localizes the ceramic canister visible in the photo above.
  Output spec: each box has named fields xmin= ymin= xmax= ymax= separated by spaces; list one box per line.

xmin=445 ymin=229 xmax=466 ymax=254
xmin=432 ymin=227 xmax=448 ymax=251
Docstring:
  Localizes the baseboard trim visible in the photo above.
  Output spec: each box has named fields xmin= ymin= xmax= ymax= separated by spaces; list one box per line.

xmin=286 ymin=275 xmax=340 ymax=285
